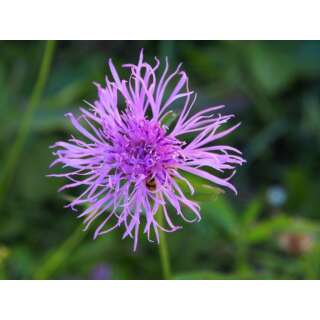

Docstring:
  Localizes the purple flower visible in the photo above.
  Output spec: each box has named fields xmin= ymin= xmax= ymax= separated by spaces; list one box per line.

xmin=50 ymin=50 xmax=245 ymax=250
xmin=89 ymin=263 xmax=112 ymax=280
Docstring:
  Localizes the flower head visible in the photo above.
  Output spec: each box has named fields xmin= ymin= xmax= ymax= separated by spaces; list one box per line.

xmin=50 ymin=50 xmax=245 ymax=250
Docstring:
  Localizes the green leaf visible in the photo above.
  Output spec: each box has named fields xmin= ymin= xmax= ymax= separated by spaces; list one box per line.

xmin=246 ymin=215 xmax=320 ymax=244
xmin=33 ymin=224 xmax=86 ymax=280
xmin=201 ymin=197 xmax=238 ymax=236
xmin=174 ymin=270 xmax=271 ymax=280
xmin=302 ymin=245 xmax=320 ymax=279
xmin=245 ymin=119 xmax=289 ymax=161
xmin=245 ymin=43 xmax=297 ymax=95
xmin=176 ymin=171 xmax=224 ymax=201
xmin=241 ymin=196 xmax=262 ymax=226
xmin=161 ymin=111 xmax=178 ymax=128
xmin=174 ymin=271 xmax=238 ymax=280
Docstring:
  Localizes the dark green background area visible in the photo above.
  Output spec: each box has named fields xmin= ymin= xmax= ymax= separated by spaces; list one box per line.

xmin=0 ymin=41 xmax=319 ymax=280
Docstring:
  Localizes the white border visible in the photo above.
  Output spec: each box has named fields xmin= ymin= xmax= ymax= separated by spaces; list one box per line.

xmin=0 ymin=1 xmax=320 ymax=39
xmin=0 ymin=281 xmax=319 ymax=319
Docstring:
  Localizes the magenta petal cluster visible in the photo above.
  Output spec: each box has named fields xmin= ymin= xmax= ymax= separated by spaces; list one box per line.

xmin=50 ymin=50 xmax=245 ymax=250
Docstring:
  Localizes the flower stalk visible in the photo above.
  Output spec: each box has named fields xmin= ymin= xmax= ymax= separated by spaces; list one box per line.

xmin=157 ymin=207 xmax=172 ymax=280
xmin=0 ymin=40 xmax=56 ymax=206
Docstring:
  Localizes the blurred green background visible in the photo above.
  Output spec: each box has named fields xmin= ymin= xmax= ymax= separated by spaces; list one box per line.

xmin=0 ymin=40 xmax=320 ymax=280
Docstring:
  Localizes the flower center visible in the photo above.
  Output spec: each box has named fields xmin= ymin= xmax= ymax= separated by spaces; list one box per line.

xmin=112 ymin=118 xmax=180 ymax=182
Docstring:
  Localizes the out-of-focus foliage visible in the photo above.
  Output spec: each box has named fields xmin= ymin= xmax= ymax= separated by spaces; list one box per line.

xmin=0 ymin=41 xmax=320 ymax=279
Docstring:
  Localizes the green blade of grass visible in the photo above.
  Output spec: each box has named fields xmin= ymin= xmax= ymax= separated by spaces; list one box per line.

xmin=0 ymin=40 xmax=56 ymax=206
xmin=33 ymin=224 xmax=86 ymax=280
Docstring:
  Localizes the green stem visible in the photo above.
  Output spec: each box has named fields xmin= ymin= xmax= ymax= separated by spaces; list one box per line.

xmin=0 ymin=40 xmax=56 ymax=206
xmin=33 ymin=224 xmax=85 ymax=280
xmin=157 ymin=207 xmax=172 ymax=280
